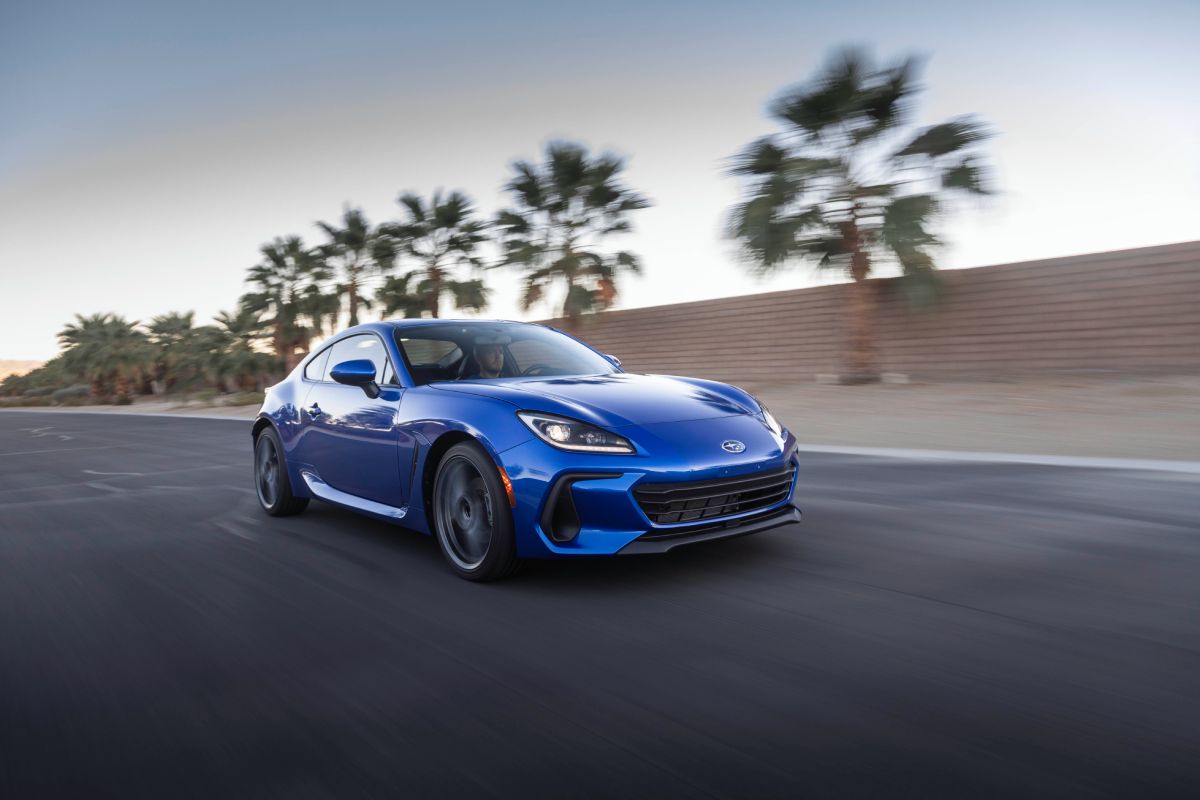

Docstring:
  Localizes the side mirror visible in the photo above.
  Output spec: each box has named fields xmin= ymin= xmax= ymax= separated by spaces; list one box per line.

xmin=330 ymin=359 xmax=380 ymax=398
xmin=604 ymin=354 xmax=622 ymax=369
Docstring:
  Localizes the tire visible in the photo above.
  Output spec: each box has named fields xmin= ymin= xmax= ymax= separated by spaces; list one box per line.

xmin=254 ymin=426 xmax=309 ymax=517
xmin=432 ymin=441 xmax=520 ymax=582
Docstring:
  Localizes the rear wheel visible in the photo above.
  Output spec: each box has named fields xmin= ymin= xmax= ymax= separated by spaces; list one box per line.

xmin=254 ymin=426 xmax=309 ymax=517
xmin=432 ymin=442 xmax=519 ymax=582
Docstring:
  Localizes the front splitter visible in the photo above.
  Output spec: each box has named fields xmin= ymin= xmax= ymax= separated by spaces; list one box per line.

xmin=617 ymin=505 xmax=801 ymax=555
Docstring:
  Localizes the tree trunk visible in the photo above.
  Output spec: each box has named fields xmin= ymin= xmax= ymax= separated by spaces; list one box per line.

xmin=285 ymin=332 xmax=309 ymax=372
xmin=114 ymin=372 xmax=131 ymax=403
xmin=284 ymin=342 xmax=304 ymax=372
xmin=429 ymin=266 xmax=441 ymax=319
xmin=347 ymin=274 xmax=360 ymax=326
xmin=841 ymin=219 xmax=879 ymax=384
xmin=560 ymin=276 xmax=578 ymax=332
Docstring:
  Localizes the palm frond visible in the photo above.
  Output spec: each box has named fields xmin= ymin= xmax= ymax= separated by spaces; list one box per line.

xmin=940 ymin=157 xmax=990 ymax=194
xmin=397 ymin=193 xmax=426 ymax=224
xmin=852 ymin=54 xmax=921 ymax=141
xmin=446 ymin=279 xmax=489 ymax=313
xmin=770 ymin=46 xmax=870 ymax=137
xmin=881 ymin=193 xmax=941 ymax=272
xmin=895 ymin=117 xmax=990 ymax=159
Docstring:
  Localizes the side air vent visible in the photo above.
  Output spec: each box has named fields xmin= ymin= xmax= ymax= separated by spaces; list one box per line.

xmin=539 ymin=473 xmax=609 ymax=543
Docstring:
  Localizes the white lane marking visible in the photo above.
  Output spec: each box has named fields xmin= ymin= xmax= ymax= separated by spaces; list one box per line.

xmin=85 ymin=482 xmax=127 ymax=493
xmin=16 ymin=426 xmax=57 ymax=437
xmin=14 ymin=426 xmax=71 ymax=440
xmin=794 ymin=444 xmax=1200 ymax=475
xmin=0 ymin=444 xmax=132 ymax=457
xmin=0 ymin=464 xmax=247 ymax=500
xmin=1 ymin=409 xmax=252 ymax=422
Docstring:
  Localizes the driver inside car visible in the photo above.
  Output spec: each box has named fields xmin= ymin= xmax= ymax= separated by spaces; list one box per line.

xmin=463 ymin=341 xmax=506 ymax=380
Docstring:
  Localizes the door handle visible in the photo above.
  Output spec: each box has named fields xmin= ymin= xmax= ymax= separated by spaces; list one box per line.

xmin=306 ymin=403 xmax=323 ymax=418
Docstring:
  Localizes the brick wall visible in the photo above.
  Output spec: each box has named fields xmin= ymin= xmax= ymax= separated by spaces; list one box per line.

xmin=547 ymin=242 xmax=1200 ymax=386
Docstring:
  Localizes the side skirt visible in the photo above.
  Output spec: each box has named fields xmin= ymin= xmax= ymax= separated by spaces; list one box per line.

xmin=299 ymin=470 xmax=409 ymax=522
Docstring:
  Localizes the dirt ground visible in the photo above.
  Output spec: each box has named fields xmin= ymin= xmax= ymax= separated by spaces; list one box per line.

xmin=9 ymin=375 xmax=1198 ymax=462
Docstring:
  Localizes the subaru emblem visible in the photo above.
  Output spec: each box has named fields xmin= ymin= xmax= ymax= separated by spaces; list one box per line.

xmin=722 ymin=440 xmax=746 ymax=453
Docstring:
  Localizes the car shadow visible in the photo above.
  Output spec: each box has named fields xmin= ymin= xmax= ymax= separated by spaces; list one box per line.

xmin=265 ymin=501 xmax=799 ymax=590
xmin=510 ymin=527 xmax=799 ymax=590
xmin=267 ymin=502 xmax=445 ymax=570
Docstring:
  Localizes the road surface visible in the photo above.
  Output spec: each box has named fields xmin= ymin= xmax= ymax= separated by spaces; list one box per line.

xmin=1 ymin=411 xmax=1198 ymax=797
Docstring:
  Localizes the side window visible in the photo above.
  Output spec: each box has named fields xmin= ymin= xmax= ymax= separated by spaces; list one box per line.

xmin=323 ymin=334 xmax=393 ymax=384
xmin=381 ymin=360 xmax=397 ymax=386
xmin=303 ymin=348 xmax=331 ymax=381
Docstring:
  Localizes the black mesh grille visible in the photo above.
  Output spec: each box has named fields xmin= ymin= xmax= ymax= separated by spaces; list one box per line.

xmin=634 ymin=464 xmax=795 ymax=525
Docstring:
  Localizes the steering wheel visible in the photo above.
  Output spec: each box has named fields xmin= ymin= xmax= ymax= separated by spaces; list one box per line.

xmin=521 ymin=363 xmax=556 ymax=377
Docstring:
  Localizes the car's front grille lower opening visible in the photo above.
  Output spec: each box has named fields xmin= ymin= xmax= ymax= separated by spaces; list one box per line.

xmin=633 ymin=464 xmax=795 ymax=525
xmin=636 ymin=507 xmax=790 ymax=542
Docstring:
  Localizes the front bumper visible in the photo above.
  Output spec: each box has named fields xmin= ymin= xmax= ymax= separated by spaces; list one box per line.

xmin=498 ymin=419 xmax=802 ymax=558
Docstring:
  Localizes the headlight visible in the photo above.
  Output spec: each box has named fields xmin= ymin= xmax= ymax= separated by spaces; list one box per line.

xmin=756 ymin=399 xmax=783 ymax=437
xmin=517 ymin=412 xmax=635 ymax=453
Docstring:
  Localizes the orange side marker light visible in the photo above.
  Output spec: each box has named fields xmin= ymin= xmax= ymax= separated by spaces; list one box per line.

xmin=497 ymin=465 xmax=517 ymax=508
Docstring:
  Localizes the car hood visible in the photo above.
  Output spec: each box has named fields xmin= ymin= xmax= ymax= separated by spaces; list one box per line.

xmin=430 ymin=373 xmax=758 ymax=427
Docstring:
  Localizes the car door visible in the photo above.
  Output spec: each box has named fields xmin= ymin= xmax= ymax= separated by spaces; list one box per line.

xmin=299 ymin=333 xmax=408 ymax=508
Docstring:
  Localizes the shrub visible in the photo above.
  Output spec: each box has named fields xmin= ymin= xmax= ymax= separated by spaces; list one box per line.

xmin=223 ymin=391 xmax=265 ymax=407
xmin=0 ymin=396 xmax=53 ymax=408
xmin=51 ymin=384 xmax=92 ymax=405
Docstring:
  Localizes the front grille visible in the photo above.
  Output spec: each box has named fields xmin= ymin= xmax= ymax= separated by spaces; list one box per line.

xmin=634 ymin=464 xmax=796 ymax=525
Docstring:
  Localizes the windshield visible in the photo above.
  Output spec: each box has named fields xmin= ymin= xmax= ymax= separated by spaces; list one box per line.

xmin=393 ymin=322 xmax=618 ymax=385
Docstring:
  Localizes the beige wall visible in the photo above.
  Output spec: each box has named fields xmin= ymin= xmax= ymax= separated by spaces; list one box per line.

xmin=546 ymin=242 xmax=1200 ymax=386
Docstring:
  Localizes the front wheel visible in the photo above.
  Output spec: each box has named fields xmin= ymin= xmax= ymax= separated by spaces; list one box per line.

xmin=432 ymin=442 xmax=519 ymax=582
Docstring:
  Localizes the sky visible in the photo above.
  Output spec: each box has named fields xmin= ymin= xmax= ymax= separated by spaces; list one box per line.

xmin=2 ymin=0 xmax=1197 ymax=361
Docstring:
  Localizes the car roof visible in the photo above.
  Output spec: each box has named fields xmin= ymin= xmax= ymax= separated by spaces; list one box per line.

xmin=313 ymin=319 xmax=553 ymax=346
xmin=383 ymin=318 xmax=542 ymax=331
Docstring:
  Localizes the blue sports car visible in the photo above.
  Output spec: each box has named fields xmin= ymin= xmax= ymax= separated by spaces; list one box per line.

xmin=253 ymin=320 xmax=801 ymax=580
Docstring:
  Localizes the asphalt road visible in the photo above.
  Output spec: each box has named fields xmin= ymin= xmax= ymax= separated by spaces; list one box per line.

xmin=1 ymin=412 xmax=1198 ymax=798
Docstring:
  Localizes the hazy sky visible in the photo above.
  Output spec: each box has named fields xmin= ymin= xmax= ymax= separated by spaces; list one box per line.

xmin=2 ymin=0 xmax=1197 ymax=360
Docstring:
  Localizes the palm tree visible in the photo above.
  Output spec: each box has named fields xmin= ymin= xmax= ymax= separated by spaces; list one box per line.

xmin=496 ymin=141 xmax=650 ymax=324
xmin=178 ymin=325 xmax=232 ymax=392
xmin=242 ymin=236 xmax=328 ymax=369
xmin=215 ymin=308 xmax=276 ymax=390
xmin=727 ymin=48 xmax=991 ymax=383
xmin=297 ymin=283 xmax=341 ymax=341
xmin=58 ymin=313 xmax=153 ymax=402
xmin=214 ymin=307 xmax=264 ymax=352
xmin=59 ymin=313 xmax=112 ymax=399
xmin=316 ymin=207 xmax=396 ymax=327
xmin=147 ymin=311 xmax=196 ymax=392
xmin=384 ymin=190 xmax=490 ymax=318
xmin=375 ymin=272 xmax=429 ymax=319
